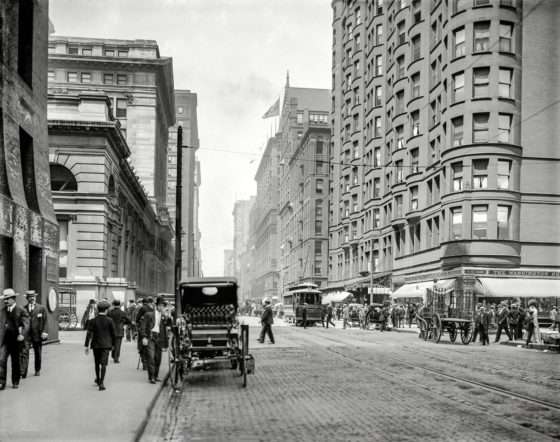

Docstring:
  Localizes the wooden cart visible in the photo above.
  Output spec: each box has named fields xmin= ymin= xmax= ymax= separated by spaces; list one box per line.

xmin=416 ymin=284 xmax=474 ymax=345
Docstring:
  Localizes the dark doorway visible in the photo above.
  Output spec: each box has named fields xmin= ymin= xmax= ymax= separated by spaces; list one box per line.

xmin=0 ymin=235 xmax=14 ymax=290
xmin=29 ymin=245 xmax=43 ymax=302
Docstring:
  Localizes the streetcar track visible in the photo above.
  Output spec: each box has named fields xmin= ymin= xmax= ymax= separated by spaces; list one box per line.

xmin=324 ymin=346 xmax=560 ymax=440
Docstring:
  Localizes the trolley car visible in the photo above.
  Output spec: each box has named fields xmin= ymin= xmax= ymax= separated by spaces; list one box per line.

xmin=416 ymin=283 xmax=474 ymax=344
xmin=283 ymin=283 xmax=323 ymax=326
xmin=167 ymin=277 xmax=254 ymax=391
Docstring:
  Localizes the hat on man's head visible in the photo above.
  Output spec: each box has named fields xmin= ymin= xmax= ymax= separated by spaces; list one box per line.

xmin=128 ymin=299 xmax=135 ymax=303
xmin=155 ymin=296 xmax=166 ymax=306
xmin=89 ymin=299 xmax=97 ymax=304
xmin=528 ymin=299 xmax=537 ymax=307
xmin=264 ymin=300 xmax=271 ymax=305
xmin=97 ymin=301 xmax=110 ymax=312
xmin=146 ymin=297 xmax=154 ymax=304
xmin=112 ymin=300 xmax=121 ymax=306
xmin=141 ymin=298 xmax=148 ymax=304
xmin=26 ymin=290 xmax=38 ymax=298
xmin=2 ymin=288 xmax=18 ymax=299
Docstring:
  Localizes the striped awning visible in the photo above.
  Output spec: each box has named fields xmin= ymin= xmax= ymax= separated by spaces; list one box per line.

xmin=474 ymin=278 xmax=560 ymax=298
xmin=391 ymin=279 xmax=455 ymax=299
xmin=322 ymin=291 xmax=354 ymax=304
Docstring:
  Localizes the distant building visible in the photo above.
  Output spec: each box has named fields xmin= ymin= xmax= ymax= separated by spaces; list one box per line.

xmin=167 ymin=90 xmax=201 ymax=278
xmin=0 ymin=0 xmax=59 ymax=340
xmin=330 ymin=0 xmax=560 ymax=303
xmin=223 ymin=249 xmax=235 ymax=277
xmin=249 ymin=136 xmax=281 ymax=301
xmin=232 ymin=197 xmax=255 ymax=303
xmin=277 ymin=77 xmax=331 ymax=293
xmin=48 ymin=92 xmax=174 ymax=317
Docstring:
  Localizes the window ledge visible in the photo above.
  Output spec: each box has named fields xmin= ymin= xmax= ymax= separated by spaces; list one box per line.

xmin=471 ymin=97 xmax=491 ymax=102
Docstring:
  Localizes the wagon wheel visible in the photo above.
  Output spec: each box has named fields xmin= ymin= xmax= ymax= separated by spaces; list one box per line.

xmin=168 ymin=333 xmax=185 ymax=392
xmin=58 ymin=312 xmax=69 ymax=330
xmin=432 ymin=314 xmax=442 ymax=343
xmin=240 ymin=324 xmax=248 ymax=388
xmin=68 ymin=313 xmax=78 ymax=329
xmin=449 ymin=325 xmax=458 ymax=343
xmin=460 ymin=322 xmax=473 ymax=345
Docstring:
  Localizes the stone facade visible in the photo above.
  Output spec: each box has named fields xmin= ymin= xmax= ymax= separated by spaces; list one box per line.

xmin=277 ymin=81 xmax=330 ymax=292
xmin=48 ymin=91 xmax=174 ymax=320
xmin=47 ymin=36 xmax=175 ymax=218
xmin=0 ymin=0 xmax=59 ymax=340
xmin=249 ymin=136 xmax=281 ymax=301
xmin=167 ymin=90 xmax=201 ymax=278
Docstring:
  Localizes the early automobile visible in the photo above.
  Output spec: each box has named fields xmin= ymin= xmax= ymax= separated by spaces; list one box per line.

xmin=167 ymin=277 xmax=254 ymax=391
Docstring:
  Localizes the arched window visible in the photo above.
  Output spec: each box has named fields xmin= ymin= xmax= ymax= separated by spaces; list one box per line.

xmin=50 ymin=164 xmax=77 ymax=191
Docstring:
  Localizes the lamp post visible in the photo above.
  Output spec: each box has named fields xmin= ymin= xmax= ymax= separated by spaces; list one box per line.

xmin=174 ymin=126 xmax=183 ymax=317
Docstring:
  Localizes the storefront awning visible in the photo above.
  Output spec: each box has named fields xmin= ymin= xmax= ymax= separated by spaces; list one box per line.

xmin=474 ymin=278 xmax=560 ymax=298
xmin=322 ymin=291 xmax=354 ymax=304
xmin=391 ymin=279 xmax=455 ymax=299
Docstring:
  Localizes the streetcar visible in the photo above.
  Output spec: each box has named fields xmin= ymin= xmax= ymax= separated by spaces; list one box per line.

xmin=282 ymin=282 xmax=323 ymax=326
xmin=416 ymin=283 xmax=474 ymax=344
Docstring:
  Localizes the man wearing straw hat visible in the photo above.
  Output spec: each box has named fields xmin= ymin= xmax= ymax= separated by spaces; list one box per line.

xmin=20 ymin=290 xmax=49 ymax=378
xmin=0 ymin=288 xmax=30 ymax=389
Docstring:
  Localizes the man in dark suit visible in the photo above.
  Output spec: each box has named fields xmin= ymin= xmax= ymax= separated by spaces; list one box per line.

xmin=508 ymin=304 xmax=522 ymax=340
xmin=140 ymin=296 xmax=169 ymax=384
xmin=326 ymin=303 xmax=336 ymax=328
xmin=480 ymin=306 xmax=492 ymax=346
xmin=0 ymin=289 xmax=30 ymax=389
xmin=472 ymin=304 xmax=483 ymax=343
xmin=20 ymin=290 xmax=48 ymax=378
xmin=81 ymin=299 xmax=98 ymax=330
xmin=301 ymin=303 xmax=308 ymax=329
xmin=257 ymin=300 xmax=275 ymax=344
xmin=84 ymin=301 xmax=116 ymax=391
xmin=494 ymin=302 xmax=512 ymax=342
xmin=136 ymin=297 xmax=154 ymax=370
xmin=107 ymin=300 xmax=130 ymax=363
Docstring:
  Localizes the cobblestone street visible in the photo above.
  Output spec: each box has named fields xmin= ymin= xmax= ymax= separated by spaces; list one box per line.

xmin=141 ymin=320 xmax=560 ymax=442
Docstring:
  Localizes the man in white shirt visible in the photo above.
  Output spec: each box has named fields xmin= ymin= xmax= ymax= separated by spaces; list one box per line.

xmin=140 ymin=296 xmax=169 ymax=384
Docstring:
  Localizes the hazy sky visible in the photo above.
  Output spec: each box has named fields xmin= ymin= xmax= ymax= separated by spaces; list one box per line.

xmin=49 ymin=0 xmax=332 ymax=275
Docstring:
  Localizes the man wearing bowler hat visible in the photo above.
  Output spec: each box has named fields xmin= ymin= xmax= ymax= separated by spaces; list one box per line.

xmin=140 ymin=296 xmax=169 ymax=384
xmin=0 ymin=288 xmax=29 ymax=389
xmin=84 ymin=301 xmax=116 ymax=391
xmin=136 ymin=297 xmax=154 ymax=370
xmin=20 ymin=290 xmax=49 ymax=378
xmin=107 ymin=300 xmax=130 ymax=363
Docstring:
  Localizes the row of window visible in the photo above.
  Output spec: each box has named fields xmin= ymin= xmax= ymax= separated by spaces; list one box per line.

xmin=50 ymin=46 xmax=130 ymax=57
xmin=48 ymin=71 xmax=129 ymax=86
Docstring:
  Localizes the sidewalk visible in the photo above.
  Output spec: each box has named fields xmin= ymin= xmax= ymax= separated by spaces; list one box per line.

xmin=0 ymin=331 xmax=168 ymax=442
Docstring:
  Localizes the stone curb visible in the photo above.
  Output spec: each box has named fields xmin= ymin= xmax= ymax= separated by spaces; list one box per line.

xmin=134 ymin=371 xmax=171 ymax=442
xmin=499 ymin=340 xmax=560 ymax=353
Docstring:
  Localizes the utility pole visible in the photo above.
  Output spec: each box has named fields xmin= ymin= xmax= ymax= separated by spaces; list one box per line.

xmin=174 ymin=126 xmax=183 ymax=316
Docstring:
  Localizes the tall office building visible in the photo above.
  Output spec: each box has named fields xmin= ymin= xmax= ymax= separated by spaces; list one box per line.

xmin=329 ymin=0 xmax=560 ymax=303
xmin=223 ymin=249 xmax=235 ymax=277
xmin=167 ymin=90 xmax=201 ymax=278
xmin=277 ymin=79 xmax=331 ymax=293
xmin=249 ymin=135 xmax=281 ymax=301
xmin=232 ymin=197 xmax=255 ymax=302
xmin=0 ymin=0 xmax=59 ymax=340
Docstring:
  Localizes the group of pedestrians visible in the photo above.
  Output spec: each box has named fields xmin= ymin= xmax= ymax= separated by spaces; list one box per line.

xmin=472 ymin=300 xmax=542 ymax=347
xmin=82 ymin=295 xmax=171 ymax=391
xmin=0 ymin=289 xmax=49 ymax=390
